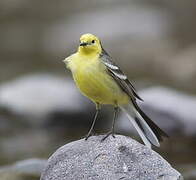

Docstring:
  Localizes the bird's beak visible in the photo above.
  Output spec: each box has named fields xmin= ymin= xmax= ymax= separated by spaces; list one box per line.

xmin=79 ymin=42 xmax=88 ymax=46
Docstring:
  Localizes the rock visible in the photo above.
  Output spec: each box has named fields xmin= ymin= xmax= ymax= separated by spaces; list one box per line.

xmin=0 ymin=74 xmax=93 ymax=126
xmin=0 ymin=158 xmax=46 ymax=180
xmin=10 ymin=158 xmax=47 ymax=176
xmin=117 ymin=86 xmax=196 ymax=136
xmin=41 ymin=135 xmax=182 ymax=180
xmin=0 ymin=130 xmax=53 ymax=163
xmin=177 ymin=164 xmax=196 ymax=180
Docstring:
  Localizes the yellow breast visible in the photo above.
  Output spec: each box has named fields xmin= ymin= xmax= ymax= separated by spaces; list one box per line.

xmin=67 ymin=53 xmax=129 ymax=105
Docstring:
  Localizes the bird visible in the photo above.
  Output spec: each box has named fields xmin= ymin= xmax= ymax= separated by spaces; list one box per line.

xmin=63 ymin=33 xmax=168 ymax=148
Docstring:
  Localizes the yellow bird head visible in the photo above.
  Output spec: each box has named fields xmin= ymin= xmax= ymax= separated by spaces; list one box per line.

xmin=78 ymin=33 xmax=102 ymax=55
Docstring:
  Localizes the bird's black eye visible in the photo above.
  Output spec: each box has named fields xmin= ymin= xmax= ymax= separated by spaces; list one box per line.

xmin=92 ymin=40 xmax=95 ymax=43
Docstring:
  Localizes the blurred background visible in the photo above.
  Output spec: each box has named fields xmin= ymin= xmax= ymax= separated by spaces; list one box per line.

xmin=0 ymin=0 xmax=196 ymax=179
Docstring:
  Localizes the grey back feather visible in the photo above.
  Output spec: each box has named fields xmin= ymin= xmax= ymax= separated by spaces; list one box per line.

xmin=100 ymin=48 xmax=143 ymax=101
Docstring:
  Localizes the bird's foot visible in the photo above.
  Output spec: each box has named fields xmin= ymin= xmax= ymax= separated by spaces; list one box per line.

xmin=101 ymin=131 xmax=115 ymax=142
xmin=85 ymin=132 xmax=93 ymax=140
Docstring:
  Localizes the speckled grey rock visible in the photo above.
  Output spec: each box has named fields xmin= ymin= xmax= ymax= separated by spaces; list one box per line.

xmin=40 ymin=135 xmax=183 ymax=180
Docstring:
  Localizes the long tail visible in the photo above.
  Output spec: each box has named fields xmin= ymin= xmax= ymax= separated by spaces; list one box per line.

xmin=120 ymin=101 xmax=168 ymax=148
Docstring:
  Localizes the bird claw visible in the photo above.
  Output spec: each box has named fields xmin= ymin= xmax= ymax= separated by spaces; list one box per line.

xmin=101 ymin=131 xmax=115 ymax=142
xmin=85 ymin=133 xmax=93 ymax=140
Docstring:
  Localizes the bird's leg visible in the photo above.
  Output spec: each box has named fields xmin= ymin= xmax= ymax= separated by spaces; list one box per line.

xmin=85 ymin=103 xmax=100 ymax=140
xmin=101 ymin=106 xmax=118 ymax=141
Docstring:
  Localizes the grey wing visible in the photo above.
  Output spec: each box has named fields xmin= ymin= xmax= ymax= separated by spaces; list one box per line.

xmin=100 ymin=49 xmax=143 ymax=101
